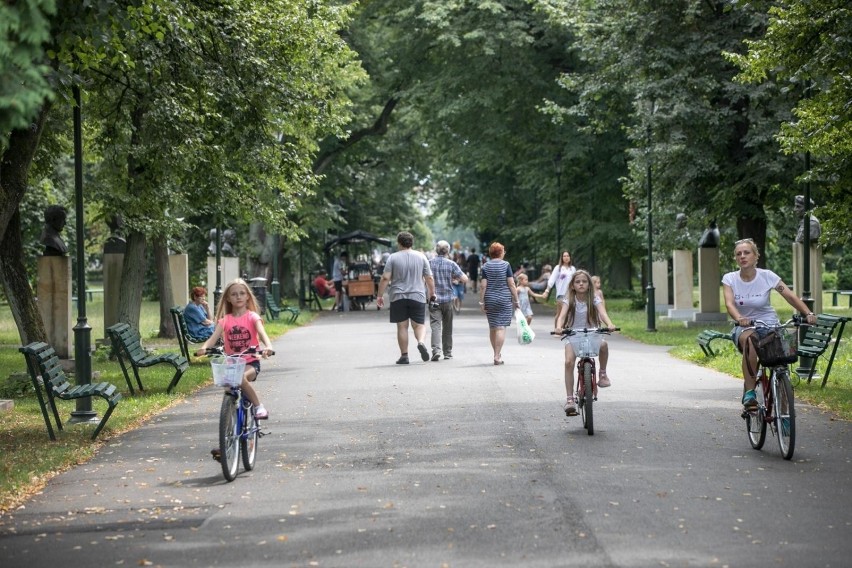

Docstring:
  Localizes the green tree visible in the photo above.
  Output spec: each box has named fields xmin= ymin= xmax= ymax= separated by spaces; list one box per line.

xmin=552 ymin=0 xmax=802 ymax=271
xmin=726 ymin=0 xmax=852 ymax=245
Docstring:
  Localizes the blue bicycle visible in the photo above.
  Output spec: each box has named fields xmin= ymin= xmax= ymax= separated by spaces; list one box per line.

xmin=207 ymin=346 xmax=273 ymax=481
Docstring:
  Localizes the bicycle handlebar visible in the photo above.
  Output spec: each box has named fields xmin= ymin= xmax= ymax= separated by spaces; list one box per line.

xmin=736 ymin=315 xmax=805 ymax=329
xmin=198 ymin=346 xmax=275 ymax=357
xmin=550 ymin=327 xmax=620 ymax=337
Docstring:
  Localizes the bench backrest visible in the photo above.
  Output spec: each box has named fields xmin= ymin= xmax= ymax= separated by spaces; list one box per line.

xmin=107 ymin=323 xmax=146 ymax=360
xmin=801 ymin=314 xmax=843 ymax=352
xmin=170 ymin=306 xmax=191 ymax=359
xmin=20 ymin=342 xmax=70 ymax=398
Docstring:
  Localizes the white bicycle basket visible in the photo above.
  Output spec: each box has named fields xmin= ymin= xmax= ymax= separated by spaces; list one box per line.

xmin=567 ymin=332 xmax=602 ymax=357
xmin=211 ymin=355 xmax=246 ymax=387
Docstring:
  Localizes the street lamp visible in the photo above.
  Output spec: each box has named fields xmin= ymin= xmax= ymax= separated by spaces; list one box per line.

xmin=68 ymin=84 xmax=97 ymax=426
xmin=553 ymin=153 xmax=563 ymax=262
xmin=645 ymin=101 xmax=656 ymax=332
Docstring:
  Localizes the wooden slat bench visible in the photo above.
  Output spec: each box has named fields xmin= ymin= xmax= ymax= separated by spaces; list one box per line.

xmin=267 ymin=295 xmax=300 ymax=323
xmin=107 ymin=323 xmax=189 ymax=394
xmin=169 ymin=305 xmax=209 ymax=361
xmin=696 ymin=329 xmax=732 ymax=357
xmin=796 ymin=313 xmax=850 ymax=388
xmin=19 ymin=342 xmax=122 ymax=440
xmin=825 ymin=289 xmax=852 ymax=308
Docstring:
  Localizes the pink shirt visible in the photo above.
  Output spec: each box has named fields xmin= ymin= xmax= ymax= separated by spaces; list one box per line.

xmin=219 ymin=311 xmax=262 ymax=362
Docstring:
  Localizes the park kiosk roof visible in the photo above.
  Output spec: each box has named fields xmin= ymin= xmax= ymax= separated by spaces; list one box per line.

xmin=322 ymin=230 xmax=392 ymax=253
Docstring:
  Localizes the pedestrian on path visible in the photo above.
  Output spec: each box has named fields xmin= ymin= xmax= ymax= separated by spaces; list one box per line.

xmin=542 ymin=250 xmax=576 ymax=328
xmin=429 ymin=240 xmax=469 ymax=361
xmin=376 ymin=231 xmax=436 ymax=364
xmin=479 ymin=242 xmax=520 ymax=365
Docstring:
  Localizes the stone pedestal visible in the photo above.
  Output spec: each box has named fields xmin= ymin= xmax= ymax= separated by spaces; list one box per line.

xmin=169 ymin=253 xmax=189 ymax=305
xmin=792 ymin=243 xmax=823 ymax=314
xmin=668 ymin=250 xmax=697 ymax=320
xmin=692 ymin=247 xmax=727 ymax=325
xmin=652 ymin=260 xmax=670 ymax=312
xmin=207 ymin=257 xmax=240 ymax=310
xmin=103 ymin=253 xmax=124 ymax=337
xmin=37 ymin=256 xmax=72 ymax=358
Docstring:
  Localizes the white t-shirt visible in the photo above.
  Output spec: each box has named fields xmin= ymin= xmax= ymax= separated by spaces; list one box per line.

xmin=721 ymin=268 xmax=781 ymax=325
xmin=547 ymin=265 xmax=576 ymax=298
xmin=562 ymin=296 xmax=602 ymax=330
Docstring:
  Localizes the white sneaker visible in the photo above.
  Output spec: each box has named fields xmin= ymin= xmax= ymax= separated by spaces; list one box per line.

xmin=254 ymin=404 xmax=269 ymax=420
xmin=598 ymin=372 xmax=612 ymax=388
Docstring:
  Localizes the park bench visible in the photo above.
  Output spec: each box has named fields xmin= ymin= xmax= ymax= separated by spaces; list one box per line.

xmin=169 ymin=305 xmax=208 ymax=361
xmin=303 ymin=284 xmax=324 ymax=311
xmin=796 ymin=313 xmax=850 ymax=388
xmin=696 ymin=329 xmax=732 ymax=357
xmin=19 ymin=342 xmax=122 ymax=440
xmin=266 ymin=295 xmax=300 ymax=323
xmin=825 ymin=289 xmax=852 ymax=308
xmin=107 ymin=322 xmax=189 ymax=394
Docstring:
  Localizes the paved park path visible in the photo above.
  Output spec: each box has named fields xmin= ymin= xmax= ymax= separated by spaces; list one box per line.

xmin=1 ymin=295 xmax=850 ymax=567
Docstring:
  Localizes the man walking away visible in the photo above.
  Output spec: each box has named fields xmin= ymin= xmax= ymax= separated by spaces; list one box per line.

xmin=376 ymin=231 xmax=436 ymax=364
xmin=429 ymin=240 xmax=469 ymax=361
xmin=467 ymin=248 xmax=481 ymax=293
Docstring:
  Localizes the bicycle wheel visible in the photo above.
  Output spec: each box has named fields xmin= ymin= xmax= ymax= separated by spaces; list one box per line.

xmin=219 ymin=392 xmax=241 ymax=481
xmin=773 ymin=369 xmax=795 ymax=460
xmin=746 ymin=381 xmax=766 ymax=449
xmin=581 ymin=361 xmax=594 ymax=435
xmin=241 ymin=406 xmax=259 ymax=471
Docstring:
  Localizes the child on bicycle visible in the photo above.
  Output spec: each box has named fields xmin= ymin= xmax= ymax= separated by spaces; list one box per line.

xmin=554 ymin=269 xmax=616 ymax=416
xmin=722 ymin=238 xmax=816 ymax=409
xmin=196 ymin=278 xmax=275 ymax=419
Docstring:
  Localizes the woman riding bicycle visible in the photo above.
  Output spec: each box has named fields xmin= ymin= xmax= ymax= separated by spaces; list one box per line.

xmin=554 ymin=269 xmax=616 ymax=416
xmin=196 ymin=278 xmax=275 ymax=419
xmin=722 ymin=239 xmax=816 ymax=409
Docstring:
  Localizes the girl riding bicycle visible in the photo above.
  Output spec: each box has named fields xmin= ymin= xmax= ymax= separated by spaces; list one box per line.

xmin=555 ymin=269 xmax=616 ymax=416
xmin=196 ymin=278 xmax=275 ymax=419
xmin=722 ymin=239 xmax=816 ymax=409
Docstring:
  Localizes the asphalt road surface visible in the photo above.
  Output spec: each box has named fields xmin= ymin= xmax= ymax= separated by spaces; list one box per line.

xmin=1 ymin=296 xmax=850 ymax=567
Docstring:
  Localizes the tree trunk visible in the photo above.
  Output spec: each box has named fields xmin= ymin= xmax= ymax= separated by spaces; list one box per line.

xmin=0 ymin=209 xmax=47 ymax=345
xmin=736 ymin=216 xmax=768 ymax=268
xmin=117 ymin=231 xmax=147 ymax=331
xmin=154 ymin=238 xmax=176 ymax=338
xmin=0 ymin=105 xmax=51 ymax=344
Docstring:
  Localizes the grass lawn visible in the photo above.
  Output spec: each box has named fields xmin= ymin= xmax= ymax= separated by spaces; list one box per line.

xmin=0 ymin=292 xmax=848 ymax=513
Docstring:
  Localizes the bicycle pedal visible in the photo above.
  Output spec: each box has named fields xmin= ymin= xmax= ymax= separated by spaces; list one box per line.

xmin=210 ymin=448 xmax=221 ymax=462
xmin=258 ymin=430 xmax=268 ymax=438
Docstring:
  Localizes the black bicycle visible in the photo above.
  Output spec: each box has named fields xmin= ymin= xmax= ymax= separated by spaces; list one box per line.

xmin=741 ymin=317 xmax=802 ymax=460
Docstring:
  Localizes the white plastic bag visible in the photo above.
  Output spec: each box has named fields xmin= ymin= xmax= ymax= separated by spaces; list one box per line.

xmin=515 ymin=308 xmax=535 ymax=345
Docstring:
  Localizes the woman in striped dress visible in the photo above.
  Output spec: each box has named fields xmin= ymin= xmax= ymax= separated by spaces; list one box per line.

xmin=479 ymin=242 xmax=520 ymax=365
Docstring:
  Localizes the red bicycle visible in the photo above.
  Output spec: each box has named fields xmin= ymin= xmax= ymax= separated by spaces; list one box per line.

xmin=741 ymin=317 xmax=802 ymax=460
xmin=555 ymin=327 xmax=618 ymax=436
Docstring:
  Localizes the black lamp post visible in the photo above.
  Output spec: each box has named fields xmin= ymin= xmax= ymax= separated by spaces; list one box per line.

xmin=68 ymin=84 xmax=97 ymax=425
xmin=553 ymin=153 xmax=563 ymax=262
xmin=271 ymin=233 xmax=280 ymax=304
xmin=645 ymin=102 xmax=656 ymax=332
xmin=213 ymin=225 xmax=222 ymax=309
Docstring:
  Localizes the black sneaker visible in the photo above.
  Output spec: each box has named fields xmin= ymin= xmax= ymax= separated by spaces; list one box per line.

xmin=417 ymin=342 xmax=430 ymax=362
xmin=431 ymin=352 xmax=441 ymax=362
xmin=444 ymin=353 xmax=453 ymax=360
xmin=396 ymin=355 xmax=409 ymax=364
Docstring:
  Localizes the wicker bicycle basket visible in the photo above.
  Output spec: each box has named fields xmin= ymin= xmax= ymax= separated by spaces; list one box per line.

xmin=750 ymin=328 xmax=798 ymax=366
